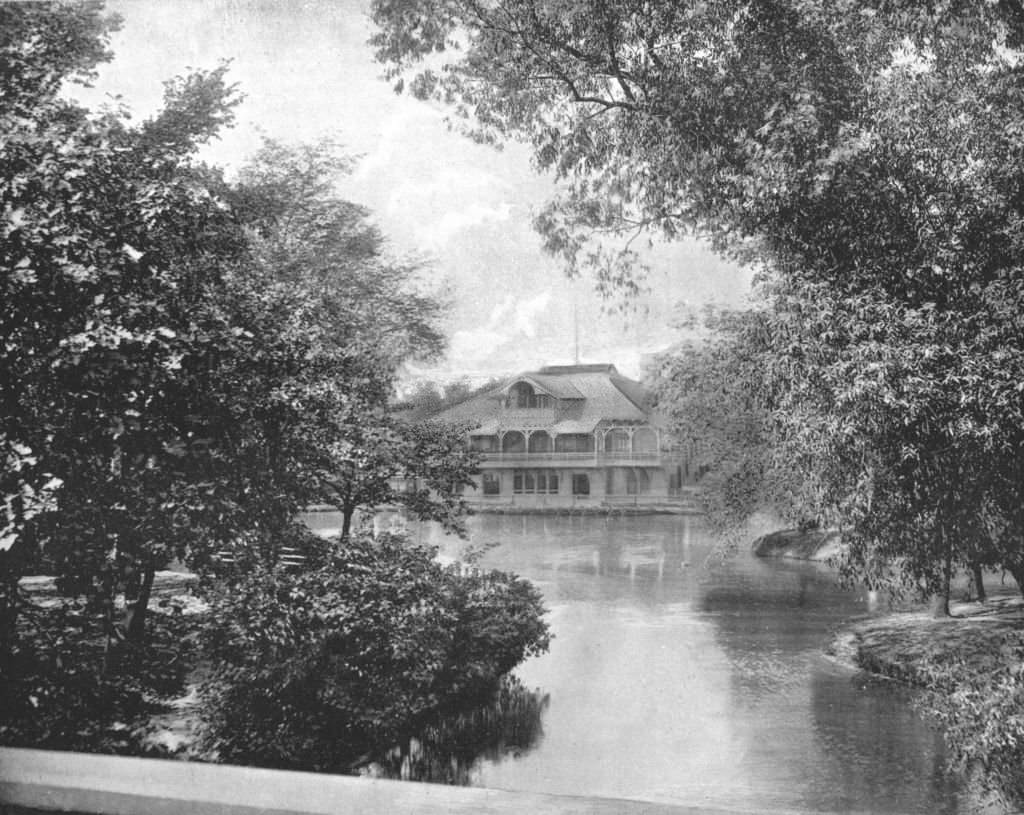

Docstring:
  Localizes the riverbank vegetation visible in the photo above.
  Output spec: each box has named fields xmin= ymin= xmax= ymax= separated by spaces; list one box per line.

xmin=843 ymin=598 xmax=1024 ymax=807
xmin=1 ymin=2 xmax=548 ymax=770
xmin=370 ymin=0 xmax=1024 ymax=803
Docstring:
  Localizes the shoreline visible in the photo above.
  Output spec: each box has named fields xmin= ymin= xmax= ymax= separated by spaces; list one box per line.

xmin=834 ymin=595 xmax=1024 ymax=685
xmin=305 ymin=503 xmax=706 ymax=518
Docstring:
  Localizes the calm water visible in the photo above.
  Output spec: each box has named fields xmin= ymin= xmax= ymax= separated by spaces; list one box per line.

xmin=302 ymin=512 xmax=988 ymax=814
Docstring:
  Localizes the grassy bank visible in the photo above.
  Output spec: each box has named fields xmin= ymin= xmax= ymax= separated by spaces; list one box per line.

xmin=836 ymin=594 xmax=1024 ymax=807
xmin=847 ymin=596 xmax=1024 ymax=684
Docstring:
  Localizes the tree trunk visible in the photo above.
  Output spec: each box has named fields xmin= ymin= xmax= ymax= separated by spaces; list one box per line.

xmin=100 ymin=568 xmax=121 ymax=675
xmin=1006 ymin=559 xmax=1024 ymax=599
xmin=124 ymin=562 xmax=155 ymax=642
xmin=970 ymin=561 xmax=986 ymax=603
xmin=0 ymin=573 xmax=19 ymax=661
xmin=934 ymin=524 xmax=954 ymax=618
xmin=340 ymin=506 xmax=354 ymax=542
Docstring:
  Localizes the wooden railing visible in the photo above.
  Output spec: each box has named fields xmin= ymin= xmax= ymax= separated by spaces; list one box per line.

xmin=478 ymin=451 xmax=663 ymax=464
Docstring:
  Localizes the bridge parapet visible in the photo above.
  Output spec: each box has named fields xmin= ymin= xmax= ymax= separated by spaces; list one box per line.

xmin=0 ymin=747 xmax=722 ymax=815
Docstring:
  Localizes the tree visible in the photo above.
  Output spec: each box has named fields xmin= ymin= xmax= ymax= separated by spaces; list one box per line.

xmin=1 ymin=1 xmax=249 ymax=658
xmin=394 ymin=377 xmax=505 ymax=421
xmin=231 ymin=138 xmax=447 ymax=370
xmin=203 ymin=141 xmax=478 ymax=545
xmin=650 ymin=307 xmax=808 ymax=540
xmin=370 ymin=0 xmax=1024 ymax=605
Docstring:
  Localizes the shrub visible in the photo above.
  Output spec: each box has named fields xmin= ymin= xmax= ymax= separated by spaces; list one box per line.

xmin=0 ymin=600 xmax=197 ymax=754
xmin=196 ymin=531 xmax=549 ymax=771
xmin=917 ymin=636 xmax=1024 ymax=808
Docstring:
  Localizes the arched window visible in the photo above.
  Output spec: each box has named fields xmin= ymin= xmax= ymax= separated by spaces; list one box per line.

xmin=604 ymin=428 xmax=630 ymax=453
xmin=511 ymin=382 xmax=535 ymax=408
xmin=625 ymin=469 xmax=638 ymax=495
xmin=632 ymin=427 xmax=658 ymax=454
xmin=556 ymin=433 xmax=594 ymax=453
xmin=509 ymin=381 xmax=552 ymax=408
xmin=528 ymin=431 xmax=553 ymax=453
xmin=502 ymin=431 xmax=526 ymax=454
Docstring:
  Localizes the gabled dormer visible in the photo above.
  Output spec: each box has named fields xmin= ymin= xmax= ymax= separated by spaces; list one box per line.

xmin=500 ymin=375 xmax=584 ymax=410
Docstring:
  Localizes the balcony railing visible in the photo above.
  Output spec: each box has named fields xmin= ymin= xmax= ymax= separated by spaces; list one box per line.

xmin=477 ymin=450 xmax=663 ymax=464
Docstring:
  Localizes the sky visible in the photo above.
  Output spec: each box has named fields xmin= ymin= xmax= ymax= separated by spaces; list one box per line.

xmin=75 ymin=0 xmax=754 ymax=385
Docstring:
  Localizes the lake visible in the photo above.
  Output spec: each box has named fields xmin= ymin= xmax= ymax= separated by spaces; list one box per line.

xmin=301 ymin=511 xmax=991 ymax=814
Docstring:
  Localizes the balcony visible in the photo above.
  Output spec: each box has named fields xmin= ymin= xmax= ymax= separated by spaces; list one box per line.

xmin=478 ymin=450 xmax=664 ymax=467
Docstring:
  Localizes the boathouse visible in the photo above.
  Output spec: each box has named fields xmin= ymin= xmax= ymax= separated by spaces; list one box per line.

xmin=432 ymin=364 xmax=699 ymax=508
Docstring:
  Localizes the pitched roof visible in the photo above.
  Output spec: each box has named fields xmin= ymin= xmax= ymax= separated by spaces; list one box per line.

xmin=432 ymin=363 xmax=651 ymax=432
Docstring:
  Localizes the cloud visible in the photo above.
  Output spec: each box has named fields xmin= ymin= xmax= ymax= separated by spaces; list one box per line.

xmin=443 ymin=289 xmax=552 ymax=370
xmin=512 ymin=291 xmax=551 ymax=338
xmin=448 ymin=327 xmax=508 ymax=364
xmin=416 ymin=201 xmax=513 ymax=249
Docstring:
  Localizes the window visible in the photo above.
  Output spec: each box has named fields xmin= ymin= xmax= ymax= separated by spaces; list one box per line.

xmin=556 ymin=434 xmax=594 ymax=453
xmin=572 ymin=473 xmax=590 ymax=496
xmin=483 ymin=473 xmax=500 ymax=495
xmin=605 ymin=429 xmax=630 ymax=452
xmin=529 ymin=431 xmax=553 ymax=453
xmin=510 ymin=382 xmax=553 ymax=408
xmin=513 ymin=470 xmax=560 ymax=494
xmin=502 ymin=431 xmax=526 ymax=454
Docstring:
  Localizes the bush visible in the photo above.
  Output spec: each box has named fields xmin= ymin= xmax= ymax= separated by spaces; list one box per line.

xmin=917 ymin=636 xmax=1024 ymax=808
xmin=0 ymin=600 xmax=197 ymax=754
xmin=196 ymin=531 xmax=550 ymax=771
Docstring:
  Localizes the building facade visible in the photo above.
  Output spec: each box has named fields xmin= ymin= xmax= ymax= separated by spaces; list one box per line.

xmin=433 ymin=364 xmax=701 ymax=508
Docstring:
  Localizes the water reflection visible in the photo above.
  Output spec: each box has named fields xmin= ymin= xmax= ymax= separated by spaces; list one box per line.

xmin=365 ymin=676 xmax=549 ymax=786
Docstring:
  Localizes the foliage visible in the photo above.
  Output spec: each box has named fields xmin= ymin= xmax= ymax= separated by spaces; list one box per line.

xmin=196 ymin=531 xmax=550 ymax=772
xmin=394 ymin=377 xmax=504 ymax=421
xmin=207 ymin=140 xmax=479 ymax=542
xmin=2 ymin=0 xmax=247 ymax=656
xmin=371 ymin=0 xmax=1024 ymax=605
xmin=2 ymin=7 xmax=483 ymax=772
xmin=651 ymin=307 xmax=796 ymax=538
xmin=916 ymin=636 xmax=1024 ymax=810
xmin=0 ymin=594 xmax=197 ymax=753
xmin=230 ymin=138 xmax=447 ymax=371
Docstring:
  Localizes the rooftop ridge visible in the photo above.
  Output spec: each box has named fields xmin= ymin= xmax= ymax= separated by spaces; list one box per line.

xmin=537 ymin=363 xmax=618 ymax=375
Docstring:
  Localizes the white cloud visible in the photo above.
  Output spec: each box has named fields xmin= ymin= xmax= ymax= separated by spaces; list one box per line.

xmin=512 ymin=291 xmax=551 ymax=338
xmin=448 ymin=327 xmax=508 ymax=364
xmin=417 ymin=202 xmax=513 ymax=249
